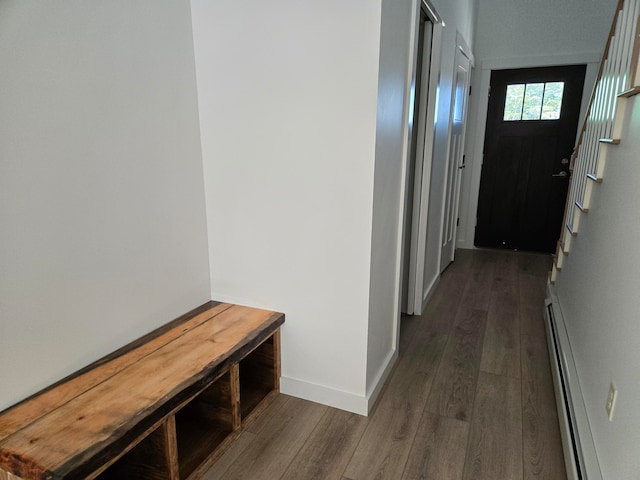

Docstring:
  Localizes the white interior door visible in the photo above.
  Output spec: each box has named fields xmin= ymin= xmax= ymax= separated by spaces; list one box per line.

xmin=440 ymin=45 xmax=472 ymax=272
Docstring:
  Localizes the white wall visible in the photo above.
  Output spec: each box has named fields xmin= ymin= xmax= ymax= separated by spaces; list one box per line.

xmin=458 ymin=0 xmax=618 ymax=250
xmin=366 ymin=0 xmax=415 ymax=402
xmin=554 ymin=95 xmax=640 ymax=480
xmin=0 ymin=1 xmax=211 ymax=411
xmin=191 ymin=0 xmax=382 ymax=414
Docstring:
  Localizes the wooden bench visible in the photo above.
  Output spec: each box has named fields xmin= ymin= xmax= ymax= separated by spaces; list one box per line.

xmin=0 ymin=301 xmax=284 ymax=480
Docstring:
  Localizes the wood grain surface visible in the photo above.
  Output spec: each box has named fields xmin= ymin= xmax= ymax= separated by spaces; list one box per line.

xmin=426 ymin=308 xmax=487 ymax=422
xmin=481 ymin=253 xmax=521 ymax=378
xmin=208 ymin=396 xmax=327 ymax=480
xmin=462 ymin=372 xmax=522 ymax=480
xmin=0 ymin=302 xmax=232 ymax=443
xmin=0 ymin=304 xmax=284 ymax=479
xmin=401 ymin=412 xmax=469 ymax=479
xmin=282 ymin=408 xmax=367 ymax=480
xmin=343 ymin=319 xmax=448 ymax=479
xmin=521 ymin=335 xmax=567 ymax=479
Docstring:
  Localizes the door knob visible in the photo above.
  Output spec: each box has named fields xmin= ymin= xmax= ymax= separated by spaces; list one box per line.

xmin=551 ymin=171 xmax=568 ymax=177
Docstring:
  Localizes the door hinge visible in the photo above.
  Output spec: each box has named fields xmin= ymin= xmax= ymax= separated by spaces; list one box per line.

xmin=456 ymin=218 xmax=460 ymax=227
xmin=469 ymin=85 xmax=472 ymax=96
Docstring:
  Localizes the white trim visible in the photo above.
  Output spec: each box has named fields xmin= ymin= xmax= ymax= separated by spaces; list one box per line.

xmin=421 ymin=0 xmax=440 ymax=24
xmin=478 ymin=52 xmax=601 ymax=71
xmin=410 ymin=20 xmax=443 ymax=315
xmin=398 ymin=0 xmax=421 ymax=321
xmin=280 ymin=376 xmax=369 ymax=415
xmin=421 ymin=273 xmax=439 ymax=312
xmin=365 ymin=349 xmax=399 ymax=413
xmin=456 ymin=31 xmax=475 ymax=66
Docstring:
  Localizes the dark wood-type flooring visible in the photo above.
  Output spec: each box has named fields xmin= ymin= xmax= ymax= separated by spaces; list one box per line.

xmin=202 ymin=249 xmax=566 ymax=480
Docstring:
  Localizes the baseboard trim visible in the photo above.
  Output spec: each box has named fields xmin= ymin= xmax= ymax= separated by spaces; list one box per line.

xmin=280 ymin=376 xmax=369 ymax=416
xmin=280 ymin=348 xmax=399 ymax=417
xmin=545 ymin=283 xmax=603 ymax=480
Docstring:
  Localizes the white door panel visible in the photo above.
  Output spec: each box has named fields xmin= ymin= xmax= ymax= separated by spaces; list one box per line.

xmin=440 ymin=46 xmax=472 ymax=272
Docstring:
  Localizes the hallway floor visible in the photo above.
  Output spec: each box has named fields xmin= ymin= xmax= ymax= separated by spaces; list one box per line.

xmin=202 ymin=249 xmax=567 ymax=479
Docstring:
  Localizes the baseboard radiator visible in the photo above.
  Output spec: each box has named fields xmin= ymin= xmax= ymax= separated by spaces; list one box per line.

xmin=544 ymin=285 xmax=602 ymax=480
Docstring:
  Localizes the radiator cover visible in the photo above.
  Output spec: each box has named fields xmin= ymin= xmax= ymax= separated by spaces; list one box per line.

xmin=544 ymin=284 xmax=602 ymax=480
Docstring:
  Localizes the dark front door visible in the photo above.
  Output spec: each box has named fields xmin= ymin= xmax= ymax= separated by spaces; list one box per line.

xmin=475 ymin=64 xmax=586 ymax=252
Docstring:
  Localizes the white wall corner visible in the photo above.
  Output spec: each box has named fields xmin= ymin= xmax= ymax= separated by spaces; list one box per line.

xmin=280 ymin=346 xmax=398 ymax=416
xmin=366 ymin=348 xmax=399 ymax=413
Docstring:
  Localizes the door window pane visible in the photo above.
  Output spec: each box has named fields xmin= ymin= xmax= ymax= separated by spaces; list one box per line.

xmin=503 ymin=81 xmax=565 ymax=121
xmin=541 ymin=82 xmax=564 ymax=119
xmin=522 ymin=83 xmax=544 ymax=120
xmin=504 ymin=84 xmax=525 ymax=120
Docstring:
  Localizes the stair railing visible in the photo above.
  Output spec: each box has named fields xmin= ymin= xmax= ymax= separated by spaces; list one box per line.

xmin=553 ymin=0 xmax=640 ymax=280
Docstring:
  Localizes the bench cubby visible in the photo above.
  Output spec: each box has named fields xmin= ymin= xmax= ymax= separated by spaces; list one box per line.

xmin=175 ymin=369 xmax=236 ymax=479
xmin=239 ymin=335 xmax=277 ymax=421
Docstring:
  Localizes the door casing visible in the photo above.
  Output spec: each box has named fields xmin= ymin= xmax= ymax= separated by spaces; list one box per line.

xmin=457 ymin=53 xmax=601 ymax=252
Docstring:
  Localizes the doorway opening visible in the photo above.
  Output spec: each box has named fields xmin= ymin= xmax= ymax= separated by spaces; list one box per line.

xmin=475 ymin=64 xmax=586 ymax=253
xmin=401 ymin=4 xmax=437 ymax=315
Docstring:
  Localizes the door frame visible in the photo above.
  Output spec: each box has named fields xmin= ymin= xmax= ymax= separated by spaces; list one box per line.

xmin=457 ymin=53 xmax=601 ymax=251
xmin=405 ymin=5 xmax=443 ymax=316
xmin=405 ymin=27 xmax=476 ymax=316
xmin=474 ymin=64 xmax=586 ymax=253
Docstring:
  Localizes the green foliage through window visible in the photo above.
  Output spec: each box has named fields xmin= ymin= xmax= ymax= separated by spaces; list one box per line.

xmin=503 ymin=82 xmax=564 ymax=121
xmin=504 ymin=84 xmax=525 ymax=121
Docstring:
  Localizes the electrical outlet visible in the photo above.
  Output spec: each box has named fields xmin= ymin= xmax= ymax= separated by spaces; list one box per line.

xmin=606 ymin=381 xmax=618 ymax=421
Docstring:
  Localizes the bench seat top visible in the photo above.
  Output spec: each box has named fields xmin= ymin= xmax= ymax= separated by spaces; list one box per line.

xmin=0 ymin=302 xmax=284 ymax=480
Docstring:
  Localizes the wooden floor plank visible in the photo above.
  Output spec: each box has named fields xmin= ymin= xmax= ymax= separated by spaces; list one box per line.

xmin=425 ymin=308 xmax=487 ymax=422
xmin=481 ymin=254 xmax=521 ymax=378
xmin=401 ymin=412 xmax=469 ymax=480
xmin=462 ymin=372 xmax=523 ymax=480
xmin=521 ymin=335 xmax=567 ymax=480
xmin=457 ymin=250 xmax=495 ymax=314
xmin=343 ymin=329 xmax=448 ymax=479
xmin=417 ymin=269 xmax=468 ymax=336
xmin=200 ymin=395 xmax=292 ymax=479
xmin=215 ymin=396 xmax=327 ymax=480
xmin=517 ymin=253 xmax=552 ymax=279
xmin=443 ymin=248 xmax=476 ymax=275
xmin=282 ymin=408 xmax=367 ymax=480
xmin=519 ymin=273 xmax=548 ymax=339
xmin=199 ymin=431 xmax=257 ymax=480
